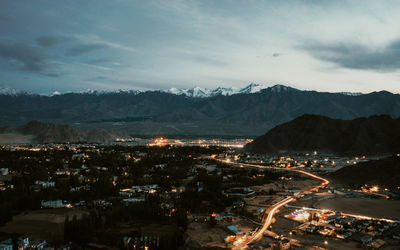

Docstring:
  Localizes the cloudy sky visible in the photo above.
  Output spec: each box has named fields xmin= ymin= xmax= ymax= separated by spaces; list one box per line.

xmin=1 ymin=0 xmax=400 ymax=94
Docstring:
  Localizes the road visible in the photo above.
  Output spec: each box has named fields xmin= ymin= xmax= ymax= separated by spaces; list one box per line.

xmin=213 ymin=157 xmax=330 ymax=249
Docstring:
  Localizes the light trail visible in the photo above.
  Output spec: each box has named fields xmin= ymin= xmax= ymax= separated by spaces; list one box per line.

xmin=213 ymin=157 xmax=330 ymax=249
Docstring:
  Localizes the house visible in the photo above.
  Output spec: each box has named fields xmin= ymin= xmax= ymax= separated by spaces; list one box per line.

xmin=368 ymin=239 xmax=385 ymax=249
xmin=0 ymin=239 xmax=12 ymax=250
xmin=41 ymin=200 xmax=68 ymax=208
xmin=232 ymin=201 xmax=245 ymax=208
xmin=122 ymin=198 xmax=145 ymax=206
xmin=361 ymin=235 xmax=373 ymax=244
xmin=193 ymin=215 xmax=210 ymax=222
xmin=18 ymin=237 xmax=30 ymax=249
xmin=171 ymin=186 xmax=185 ymax=193
xmin=215 ymin=215 xmax=234 ymax=222
xmin=72 ymin=153 xmax=87 ymax=159
xmin=226 ymin=225 xmax=242 ymax=236
xmin=323 ymin=214 xmax=341 ymax=224
xmin=278 ymin=238 xmax=291 ymax=250
xmin=30 ymin=239 xmax=47 ymax=249
xmin=35 ymin=181 xmax=55 ymax=189
xmin=0 ymin=168 xmax=9 ymax=175
xmin=206 ymin=165 xmax=217 ymax=173
xmin=154 ymin=164 xmax=166 ymax=169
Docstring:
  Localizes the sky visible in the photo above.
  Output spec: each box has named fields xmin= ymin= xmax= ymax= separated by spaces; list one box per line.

xmin=1 ymin=0 xmax=400 ymax=94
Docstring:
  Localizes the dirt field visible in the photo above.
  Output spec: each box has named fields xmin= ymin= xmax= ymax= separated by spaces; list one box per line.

xmin=185 ymin=222 xmax=228 ymax=248
xmin=0 ymin=208 xmax=87 ymax=241
xmin=314 ymin=197 xmax=400 ymax=220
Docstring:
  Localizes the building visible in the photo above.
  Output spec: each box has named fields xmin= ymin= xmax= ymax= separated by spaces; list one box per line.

xmin=0 ymin=168 xmax=8 ymax=176
xmin=18 ymin=237 xmax=30 ymax=249
xmin=171 ymin=186 xmax=186 ymax=193
xmin=278 ymin=238 xmax=291 ymax=250
xmin=0 ymin=239 xmax=12 ymax=250
xmin=226 ymin=225 xmax=243 ymax=236
xmin=35 ymin=181 xmax=55 ymax=189
xmin=122 ymin=198 xmax=145 ymax=206
xmin=41 ymin=200 xmax=68 ymax=208
xmin=30 ymin=239 xmax=47 ymax=249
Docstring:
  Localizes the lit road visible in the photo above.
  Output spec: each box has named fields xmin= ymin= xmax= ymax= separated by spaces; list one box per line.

xmin=212 ymin=157 xmax=330 ymax=249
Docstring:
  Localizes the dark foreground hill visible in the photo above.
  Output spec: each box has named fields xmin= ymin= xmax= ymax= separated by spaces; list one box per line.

xmin=244 ymin=114 xmax=400 ymax=156
xmin=1 ymin=85 xmax=400 ymax=136
xmin=0 ymin=120 xmax=121 ymax=144
xmin=329 ymin=155 xmax=400 ymax=188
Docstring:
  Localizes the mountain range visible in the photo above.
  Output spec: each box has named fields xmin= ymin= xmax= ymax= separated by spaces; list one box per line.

xmin=0 ymin=84 xmax=399 ymax=136
xmin=0 ymin=83 xmax=362 ymax=98
xmin=244 ymin=114 xmax=400 ymax=156
xmin=164 ymin=83 xmax=297 ymax=97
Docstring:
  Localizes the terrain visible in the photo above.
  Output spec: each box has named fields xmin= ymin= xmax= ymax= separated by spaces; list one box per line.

xmin=329 ymin=155 xmax=400 ymax=188
xmin=1 ymin=84 xmax=400 ymax=136
xmin=0 ymin=120 xmax=121 ymax=144
xmin=244 ymin=114 xmax=400 ymax=155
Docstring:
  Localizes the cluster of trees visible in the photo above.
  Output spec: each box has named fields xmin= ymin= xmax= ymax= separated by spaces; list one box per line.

xmin=64 ymin=196 xmax=187 ymax=248
xmin=0 ymin=188 xmax=43 ymax=226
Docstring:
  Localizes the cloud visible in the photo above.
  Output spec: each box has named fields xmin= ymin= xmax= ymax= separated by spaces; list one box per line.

xmin=178 ymin=51 xmax=227 ymax=66
xmin=301 ymin=39 xmax=400 ymax=71
xmin=73 ymin=34 xmax=135 ymax=53
xmin=0 ymin=42 xmax=47 ymax=72
xmin=47 ymin=73 xmax=59 ymax=77
xmin=66 ymin=44 xmax=107 ymax=56
xmin=36 ymin=36 xmax=66 ymax=47
xmin=272 ymin=53 xmax=280 ymax=57
xmin=0 ymin=14 xmax=11 ymax=22
xmin=85 ymin=58 xmax=110 ymax=65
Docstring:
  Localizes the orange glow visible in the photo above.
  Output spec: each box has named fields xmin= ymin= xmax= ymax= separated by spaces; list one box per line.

xmin=370 ymin=186 xmax=379 ymax=192
xmin=148 ymin=137 xmax=168 ymax=147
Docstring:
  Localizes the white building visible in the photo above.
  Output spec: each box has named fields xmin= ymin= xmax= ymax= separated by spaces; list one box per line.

xmin=0 ymin=168 xmax=9 ymax=176
xmin=35 ymin=181 xmax=55 ymax=188
xmin=41 ymin=200 xmax=68 ymax=208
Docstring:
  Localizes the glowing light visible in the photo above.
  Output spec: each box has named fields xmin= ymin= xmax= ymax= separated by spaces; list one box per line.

xmin=148 ymin=137 xmax=168 ymax=147
xmin=370 ymin=186 xmax=379 ymax=192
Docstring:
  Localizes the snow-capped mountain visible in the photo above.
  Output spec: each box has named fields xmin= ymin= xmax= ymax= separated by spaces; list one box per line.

xmin=338 ymin=92 xmax=363 ymax=96
xmin=163 ymin=83 xmax=290 ymax=97
xmin=166 ymin=86 xmax=212 ymax=98
xmin=0 ymin=84 xmax=366 ymax=97
xmin=0 ymin=86 xmax=27 ymax=96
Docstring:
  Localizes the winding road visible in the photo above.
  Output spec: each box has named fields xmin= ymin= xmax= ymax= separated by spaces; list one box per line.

xmin=214 ymin=157 xmax=330 ymax=249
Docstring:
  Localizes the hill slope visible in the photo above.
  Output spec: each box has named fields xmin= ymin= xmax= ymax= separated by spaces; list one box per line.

xmin=0 ymin=120 xmax=120 ymax=144
xmin=244 ymin=114 xmax=400 ymax=155
xmin=329 ymin=155 xmax=400 ymax=188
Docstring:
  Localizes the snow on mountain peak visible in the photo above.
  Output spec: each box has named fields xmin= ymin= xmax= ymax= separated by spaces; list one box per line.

xmin=0 ymin=83 xmax=296 ymax=98
xmin=0 ymin=86 xmax=26 ymax=96
xmin=164 ymin=83 xmax=294 ymax=98
xmin=239 ymin=83 xmax=269 ymax=94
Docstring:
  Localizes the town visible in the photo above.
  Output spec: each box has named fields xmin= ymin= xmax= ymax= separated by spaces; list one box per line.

xmin=1 ymin=141 xmax=399 ymax=249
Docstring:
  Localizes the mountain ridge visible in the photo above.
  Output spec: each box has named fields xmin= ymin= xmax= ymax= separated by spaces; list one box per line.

xmin=1 ymin=84 xmax=367 ymax=98
xmin=1 ymin=85 xmax=400 ymax=136
xmin=244 ymin=114 xmax=400 ymax=156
